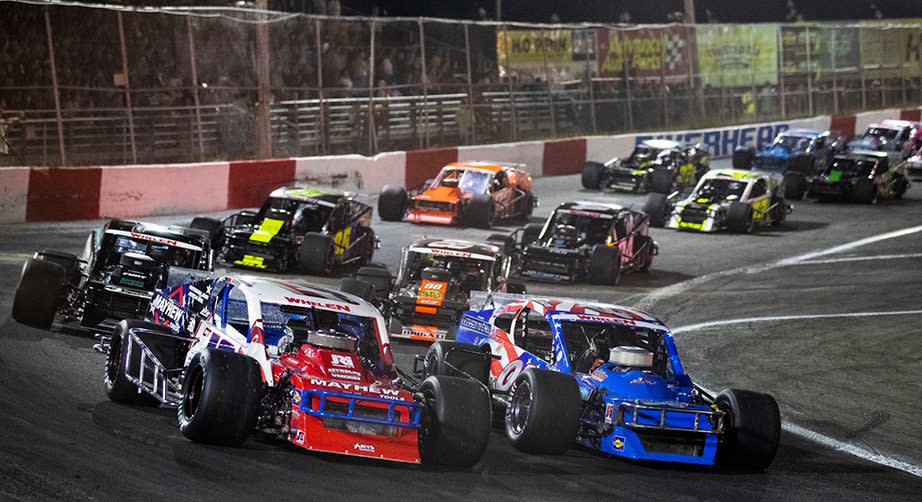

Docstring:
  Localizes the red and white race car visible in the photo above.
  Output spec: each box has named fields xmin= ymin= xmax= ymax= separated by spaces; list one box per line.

xmin=103 ymin=270 xmax=490 ymax=466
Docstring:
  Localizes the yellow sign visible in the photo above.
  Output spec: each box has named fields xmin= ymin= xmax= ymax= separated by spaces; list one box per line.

xmin=497 ymin=30 xmax=573 ymax=65
xmin=696 ymin=24 xmax=779 ymax=87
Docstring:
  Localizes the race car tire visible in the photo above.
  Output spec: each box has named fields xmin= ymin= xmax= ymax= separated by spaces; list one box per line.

xmin=356 ymin=266 xmax=392 ymax=298
xmin=716 ymin=389 xmax=781 ymax=471
xmin=770 ymin=197 xmax=786 ymax=227
xmin=465 ymin=194 xmax=495 ymax=228
xmin=36 ymin=249 xmax=81 ymax=286
xmin=387 ymin=316 xmax=403 ymax=335
xmin=633 ymin=235 xmax=655 ymax=272
xmin=581 ymin=162 xmax=606 ymax=190
xmin=588 ymin=245 xmax=621 ymax=285
xmin=647 ymin=169 xmax=674 ymax=194
xmin=642 ymin=192 xmax=670 ymax=228
xmin=419 ymin=375 xmax=491 ymax=467
xmin=521 ymin=223 xmax=544 ymax=246
xmin=893 ymin=177 xmax=908 ymax=199
xmin=357 ymin=227 xmax=376 ymax=266
xmin=732 ymin=146 xmax=756 ymax=170
xmin=377 ymin=185 xmax=408 ymax=221
xmin=486 ymin=232 xmax=516 ymax=256
xmin=520 ymin=192 xmax=535 ymax=222
xmin=178 ymin=348 xmax=263 ymax=447
xmin=339 ymin=277 xmax=375 ymax=302
xmin=504 ymin=368 xmax=581 ymax=454
xmin=105 ymin=320 xmax=172 ymax=404
xmin=12 ymin=258 xmax=65 ymax=330
xmin=505 ymin=279 xmax=527 ymax=294
xmin=727 ymin=202 xmax=755 ymax=234
xmin=190 ymin=217 xmax=225 ymax=250
xmin=783 ymin=173 xmax=808 ymax=200
xmin=423 ymin=341 xmax=490 ymax=385
xmin=851 ymin=177 xmax=876 ymax=204
xmin=298 ymin=232 xmax=333 ymax=276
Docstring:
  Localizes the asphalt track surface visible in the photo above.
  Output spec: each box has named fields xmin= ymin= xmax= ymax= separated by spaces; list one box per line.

xmin=1 ymin=161 xmax=921 ymax=501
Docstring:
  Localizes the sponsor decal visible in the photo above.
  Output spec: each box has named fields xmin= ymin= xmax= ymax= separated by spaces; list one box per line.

xmin=400 ymin=324 xmax=446 ymax=340
xmin=591 ymin=369 xmax=608 ymax=382
xmin=292 ymin=391 xmax=302 ymax=407
xmin=329 ymin=367 xmax=363 ymax=381
xmin=629 ymin=375 xmax=657 ymax=385
xmin=151 ymin=294 xmax=184 ymax=322
xmin=330 ymin=354 xmax=355 ymax=368
xmin=284 ymin=297 xmax=352 ymax=312
xmin=605 ymin=403 xmax=614 ymax=424
xmin=429 ymin=248 xmax=473 ymax=258
xmin=459 ymin=316 xmax=491 ymax=334
xmin=613 ymin=436 xmax=626 ymax=451
xmin=234 ymin=255 xmax=267 ymax=269
xmin=637 ymin=123 xmax=791 ymax=159
xmin=295 ymin=430 xmax=306 ymax=444
xmin=575 ymin=314 xmax=636 ymax=325
xmin=353 ymin=443 xmax=376 ymax=453
xmin=130 ymin=232 xmax=177 ymax=247
xmin=307 ymin=378 xmax=401 ymax=396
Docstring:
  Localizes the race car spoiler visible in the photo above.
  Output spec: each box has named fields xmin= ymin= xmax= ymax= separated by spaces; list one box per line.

xmin=469 ymin=291 xmax=665 ymax=329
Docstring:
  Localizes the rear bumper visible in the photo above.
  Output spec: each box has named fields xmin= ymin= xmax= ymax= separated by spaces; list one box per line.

xmin=520 ymin=248 xmax=581 ymax=282
xmin=405 ymin=208 xmax=460 ymax=225
xmin=390 ymin=301 xmax=462 ymax=341
xmin=605 ymin=168 xmax=645 ymax=190
xmin=808 ymin=179 xmax=850 ymax=198
xmin=84 ymin=283 xmax=151 ymax=324
xmin=223 ymin=240 xmax=288 ymax=270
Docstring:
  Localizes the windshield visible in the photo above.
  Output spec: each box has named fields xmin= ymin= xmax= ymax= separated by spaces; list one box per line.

xmin=628 ymin=145 xmax=660 ymax=164
xmin=559 ymin=320 xmax=665 ymax=374
xmin=540 ymin=209 xmax=612 ymax=246
xmin=400 ymin=250 xmax=493 ymax=291
xmin=434 ymin=168 xmax=492 ymax=194
xmin=257 ymin=197 xmax=332 ymax=231
xmin=773 ymin=134 xmax=812 ymax=152
xmin=861 ymin=127 xmax=899 ymax=141
xmin=693 ymin=177 xmax=748 ymax=200
xmin=101 ymin=234 xmax=200 ymax=268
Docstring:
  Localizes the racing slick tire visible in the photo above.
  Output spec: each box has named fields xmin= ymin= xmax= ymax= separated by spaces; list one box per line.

xmin=851 ymin=177 xmax=877 ymax=204
xmin=12 ymin=258 xmax=66 ymax=330
xmin=465 ymin=194 xmax=495 ymax=228
xmin=36 ymin=249 xmax=81 ymax=286
xmin=732 ymin=146 xmax=755 ymax=170
xmin=521 ymin=223 xmax=544 ymax=246
xmin=505 ymin=368 xmax=581 ymax=454
xmin=727 ymin=202 xmax=755 ymax=234
xmin=581 ymin=162 xmax=606 ymax=190
xmin=419 ymin=375 xmax=491 ymax=467
xmin=339 ymin=277 xmax=376 ymax=302
xmin=716 ymin=389 xmax=781 ymax=471
xmin=520 ymin=192 xmax=536 ymax=222
xmin=190 ymin=217 xmax=225 ymax=250
xmin=647 ymin=169 xmax=674 ymax=194
xmin=355 ymin=266 xmax=393 ymax=299
xmin=423 ymin=341 xmax=490 ymax=385
xmin=178 ymin=348 xmax=263 ymax=447
xmin=377 ymin=185 xmax=409 ymax=221
xmin=486 ymin=232 xmax=516 ymax=256
xmin=588 ymin=245 xmax=622 ymax=285
xmin=642 ymin=192 xmax=671 ymax=228
xmin=298 ymin=232 xmax=334 ymax=276
xmin=104 ymin=320 xmax=173 ymax=404
xmin=783 ymin=173 xmax=808 ymax=200
xmin=633 ymin=235 xmax=655 ymax=272
xmin=770 ymin=197 xmax=787 ymax=227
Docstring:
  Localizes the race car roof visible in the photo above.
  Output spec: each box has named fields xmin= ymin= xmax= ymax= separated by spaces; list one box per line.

xmin=408 ymin=238 xmax=499 ymax=261
xmin=106 ymin=220 xmax=208 ymax=251
xmin=639 ymin=139 xmax=681 ymax=150
xmin=878 ymin=119 xmax=916 ymax=129
xmin=234 ymin=275 xmax=380 ymax=318
xmin=556 ymin=200 xmax=625 ymax=216
xmin=704 ymin=168 xmax=762 ymax=182
xmin=781 ymin=128 xmax=824 ymax=138
xmin=838 ymin=149 xmax=888 ymax=160
xmin=269 ymin=186 xmax=344 ymax=207
xmin=470 ymin=292 xmax=666 ymax=331
xmin=443 ymin=161 xmax=505 ymax=173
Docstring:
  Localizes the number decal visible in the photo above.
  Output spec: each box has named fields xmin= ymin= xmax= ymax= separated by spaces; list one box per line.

xmin=494 ymin=359 xmax=525 ymax=392
xmin=333 ymin=227 xmax=352 ymax=256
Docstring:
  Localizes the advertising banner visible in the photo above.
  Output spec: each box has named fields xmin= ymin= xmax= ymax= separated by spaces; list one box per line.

xmin=496 ymin=29 xmax=583 ymax=81
xmin=781 ymin=25 xmax=860 ymax=79
xmin=696 ymin=24 xmax=779 ymax=87
xmin=595 ymin=26 xmax=692 ymax=79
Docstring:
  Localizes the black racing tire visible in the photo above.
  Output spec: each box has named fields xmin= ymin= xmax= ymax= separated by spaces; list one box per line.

xmin=770 ymin=198 xmax=786 ymax=227
xmin=520 ymin=192 xmax=535 ymax=222
xmin=377 ymin=185 xmax=409 ymax=221
xmin=357 ymin=227 xmax=376 ymax=266
xmin=298 ymin=232 xmax=334 ymax=276
xmin=419 ymin=375 xmax=491 ymax=467
xmin=716 ymin=389 xmax=781 ymax=471
xmin=732 ymin=146 xmax=755 ymax=170
xmin=339 ymin=277 xmax=376 ymax=302
xmin=581 ymin=162 xmax=606 ymax=190
xmin=727 ymin=202 xmax=755 ymax=234
xmin=486 ymin=232 xmax=516 ymax=257
xmin=178 ymin=348 xmax=263 ymax=446
xmin=505 ymin=279 xmax=527 ymax=294
xmin=422 ymin=341 xmax=489 ymax=385
xmin=465 ymin=194 xmax=495 ymax=228
xmin=642 ymin=192 xmax=671 ymax=228
xmin=104 ymin=320 xmax=172 ymax=404
xmin=190 ymin=217 xmax=225 ymax=250
xmin=36 ymin=250 xmax=81 ymax=286
xmin=504 ymin=368 xmax=581 ymax=454
xmin=521 ymin=223 xmax=544 ymax=246
xmin=12 ymin=258 xmax=65 ymax=330
xmin=893 ymin=177 xmax=909 ymax=199
xmin=633 ymin=234 xmax=655 ymax=272
xmin=588 ymin=245 xmax=621 ymax=285
xmin=783 ymin=173 xmax=807 ymax=200
xmin=355 ymin=266 xmax=392 ymax=298
xmin=851 ymin=177 xmax=876 ymax=204
xmin=646 ymin=169 xmax=674 ymax=194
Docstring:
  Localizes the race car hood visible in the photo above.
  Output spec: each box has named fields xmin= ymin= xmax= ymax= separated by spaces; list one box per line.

xmin=277 ymin=344 xmax=377 ymax=384
xmin=756 ymin=144 xmax=794 ymax=160
xmin=589 ymin=364 xmax=677 ymax=402
xmin=414 ymin=185 xmax=467 ymax=204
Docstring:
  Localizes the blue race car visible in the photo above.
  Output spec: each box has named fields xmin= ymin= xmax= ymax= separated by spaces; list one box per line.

xmin=417 ymin=293 xmax=780 ymax=469
xmin=733 ymin=128 xmax=844 ymax=200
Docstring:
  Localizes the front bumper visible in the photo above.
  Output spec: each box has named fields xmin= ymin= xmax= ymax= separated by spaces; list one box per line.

xmin=667 ymin=205 xmax=719 ymax=232
xmin=605 ymin=167 xmax=646 ymax=191
xmin=223 ymin=237 xmax=289 ymax=271
xmin=520 ymin=247 xmax=582 ymax=282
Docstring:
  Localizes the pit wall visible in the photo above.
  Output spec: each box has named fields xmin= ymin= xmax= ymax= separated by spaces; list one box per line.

xmin=2 ymin=106 xmax=919 ymax=224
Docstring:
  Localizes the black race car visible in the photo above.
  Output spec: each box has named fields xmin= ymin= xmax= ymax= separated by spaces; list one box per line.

xmin=582 ymin=139 xmax=710 ymax=193
xmin=194 ymin=186 xmax=377 ymax=275
xmin=12 ymin=220 xmax=213 ymax=331
xmin=339 ymin=238 xmax=525 ymax=342
xmin=808 ymin=150 xmax=910 ymax=203
xmin=512 ymin=201 xmax=657 ymax=285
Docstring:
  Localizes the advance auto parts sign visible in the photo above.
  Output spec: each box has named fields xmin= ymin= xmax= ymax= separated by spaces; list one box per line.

xmin=696 ymin=24 xmax=779 ymax=87
xmin=596 ymin=26 xmax=692 ymax=79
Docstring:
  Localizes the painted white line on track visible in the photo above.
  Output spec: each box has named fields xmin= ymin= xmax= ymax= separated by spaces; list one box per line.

xmin=774 ymin=224 xmax=922 ymax=267
xmin=789 ymin=252 xmax=922 ymax=265
xmin=670 ymin=310 xmax=922 ymax=334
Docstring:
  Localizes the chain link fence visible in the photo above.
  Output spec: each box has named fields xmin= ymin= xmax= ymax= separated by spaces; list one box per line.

xmin=2 ymin=1 xmax=922 ymax=166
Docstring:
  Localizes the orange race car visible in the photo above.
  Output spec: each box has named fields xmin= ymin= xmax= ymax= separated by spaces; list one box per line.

xmin=377 ymin=162 xmax=537 ymax=228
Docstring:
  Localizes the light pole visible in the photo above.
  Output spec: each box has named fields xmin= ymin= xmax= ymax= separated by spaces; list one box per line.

xmin=684 ymin=0 xmax=696 ymax=23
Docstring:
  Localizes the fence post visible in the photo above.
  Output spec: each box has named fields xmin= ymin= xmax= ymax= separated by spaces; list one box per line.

xmin=879 ymin=28 xmax=885 ymax=106
xmin=463 ymin=23 xmax=477 ymax=144
xmin=540 ymin=27 xmax=557 ymax=137
xmin=255 ymin=1 xmax=272 ymax=158
xmin=368 ymin=19 xmax=377 ymax=154
xmin=831 ymin=28 xmax=839 ymax=113
xmin=418 ymin=19 xmax=430 ymax=148
xmin=502 ymin=25 xmax=519 ymax=141
xmin=660 ymin=32 xmax=669 ymax=128
xmin=806 ymin=27 xmax=814 ymax=116
xmin=778 ymin=24 xmax=786 ymax=119
xmin=186 ymin=17 xmax=204 ymax=160
xmin=586 ymin=28 xmax=597 ymax=134
xmin=315 ymin=18 xmax=327 ymax=155
xmin=43 ymin=6 xmax=66 ymax=166
xmin=116 ymin=11 xmax=137 ymax=164
xmin=619 ymin=29 xmax=633 ymax=130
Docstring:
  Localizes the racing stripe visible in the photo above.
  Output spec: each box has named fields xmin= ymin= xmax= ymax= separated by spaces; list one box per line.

xmin=250 ymin=218 xmax=285 ymax=243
